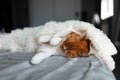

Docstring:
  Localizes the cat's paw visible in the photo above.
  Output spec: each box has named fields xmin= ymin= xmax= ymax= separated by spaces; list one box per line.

xmin=31 ymin=58 xmax=40 ymax=65
xmin=66 ymin=50 xmax=79 ymax=58
xmin=78 ymin=53 xmax=89 ymax=57
xmin=30 ymin=54 xmax=42 ymax=64
xmin=38 ymin=35 xmax=52 ymax=43
xmin=50 ymin=37 xmax=62 ymax=45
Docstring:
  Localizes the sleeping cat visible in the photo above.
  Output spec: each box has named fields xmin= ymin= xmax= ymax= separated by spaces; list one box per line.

xmin=31 ymin=32 xmax=90 ymax=64
xmin=0 ymin=20 xmax=117 ymax=71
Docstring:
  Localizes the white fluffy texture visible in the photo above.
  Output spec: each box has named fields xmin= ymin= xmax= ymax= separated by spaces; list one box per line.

xmin=0 ymin=20 xmax=117 ymax=71
xmin=31 ymin=44 xmax=60 ymax=64
xmin=0 ymin=27 xmax=42 ymax=53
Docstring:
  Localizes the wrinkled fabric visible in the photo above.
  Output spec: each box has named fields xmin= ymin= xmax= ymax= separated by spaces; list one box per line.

xmin=0 ymin=51 xmax=116 ymax=80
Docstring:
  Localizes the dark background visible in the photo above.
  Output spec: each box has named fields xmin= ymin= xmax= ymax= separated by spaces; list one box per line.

xmin=0 ymin=0 xmax=120 ymax=79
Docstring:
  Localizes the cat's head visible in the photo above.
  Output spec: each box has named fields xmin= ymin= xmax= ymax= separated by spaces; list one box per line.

xmin=60 ymin=32 xmax=91 ymax=58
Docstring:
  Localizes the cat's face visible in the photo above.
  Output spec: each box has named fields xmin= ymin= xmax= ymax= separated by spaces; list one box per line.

xmin=60 ymin=32 xmax=90 ymax=58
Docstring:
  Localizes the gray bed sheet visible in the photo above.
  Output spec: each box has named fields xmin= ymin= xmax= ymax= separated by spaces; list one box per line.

xmin=0 ymin=51 xmax=116 ymax=80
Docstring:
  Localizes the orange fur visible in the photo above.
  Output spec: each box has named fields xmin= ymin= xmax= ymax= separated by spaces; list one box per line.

xmin=60 ymin=32 xmax=90 ymax=58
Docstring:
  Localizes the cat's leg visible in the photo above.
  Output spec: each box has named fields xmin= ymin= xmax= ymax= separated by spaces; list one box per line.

xmin=31 ymin=52 xmax=51 ymax=64
xmin=50 ymin=26 xmax=80 ymax=46
xmin=37 ymin=26 xmax=56 ymax=43
xmin=31 ymin=44 xmax=58 ymax=64
xmin=50 ymin=29 xmax=72 ymax=45
xmin=37 ymin=34 xmax=54 ymax=43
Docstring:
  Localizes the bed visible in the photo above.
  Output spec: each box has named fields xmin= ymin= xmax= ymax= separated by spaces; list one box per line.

xmin=0 ymin=51 xmax=116 ymax=80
